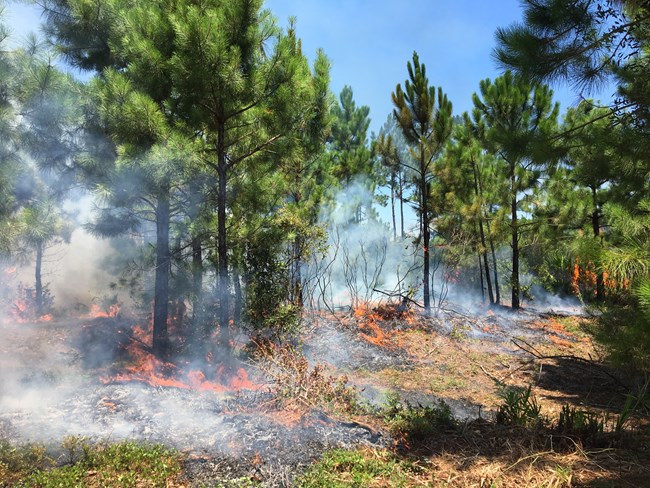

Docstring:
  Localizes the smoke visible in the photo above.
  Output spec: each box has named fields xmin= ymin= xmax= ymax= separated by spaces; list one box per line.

xmin=303 ymin=179 xmax=421 ymax=310
xmin=300 ymin=180 xmax=586 ymax=318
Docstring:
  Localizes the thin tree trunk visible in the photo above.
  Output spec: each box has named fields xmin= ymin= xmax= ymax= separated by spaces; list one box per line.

xmin=291 ymin=236 xmax=303 ymax=306
xmin=190 ymin=236 xmax=204 ymax=352
xmin=216 ymin=122 xmax=231 ymax=352
xmin=488 ymin=222 xmax=501 ymax=305
xmin=153 ymin=193 xmax=171 ymax=358
xmin=472 ymin=161 xmax=494 ymax=304
xmin=233 ymin=268 xmax=242 ymax=326
xmin=421 ymin=156 xmax=431 ymax=313
xmin=399 ymin=170 xmax=405 ymax=239
xmin=510 ymin=169 xmax=520 ymax=310
xmin=592 ymin=187 xmax=605 ymax=301
xmin=478 ymin=250 xmax=485 ymax=301
xmin=34 ymin=241 xmax=43 ymax=317
xmin=390 ymin=172 xmax=397 ymax=241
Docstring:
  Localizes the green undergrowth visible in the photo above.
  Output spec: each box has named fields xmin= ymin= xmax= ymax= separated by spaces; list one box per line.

xmin=298 ymin=448 xmax=425 ymax=488
xmin=298 ymin=388 xmax=650 ymax=487
xmin=0 ymin=436 xmax=182 ymax=487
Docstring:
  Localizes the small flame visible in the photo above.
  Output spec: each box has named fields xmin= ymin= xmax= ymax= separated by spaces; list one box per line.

xmin=100 ymin=322 xmax=260 ymax=393
xmin=84 ymin=303 xmax=120 ymax=319
xmin=351 ymin=302 xmax=404 ymax=348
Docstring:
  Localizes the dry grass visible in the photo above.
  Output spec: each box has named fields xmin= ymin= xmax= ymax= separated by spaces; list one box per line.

xmin=301 ymin=420 xmax=650 ymax=487
xmin=297 ymin=307 xmax=650 ymax=487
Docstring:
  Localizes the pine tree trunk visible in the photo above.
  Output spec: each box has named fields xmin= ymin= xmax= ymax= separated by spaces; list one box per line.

xmin=421 ymin=155 xmax=431 ymax=313
xmin=390 ymin=173 xmax=397 ymax=241
xmin=486 ymin=216 xmax=501 ymax=305
xmin=472 ymin=162 xmax=494 ymax=304
xmin=153 ymin=193 xmax=171 ymax=359
xmin=510 ymin=169 xmax=520 ymax=310
xmin=34 ymin=241 xmax=43 ymax=317
xmin=478 ymin=250 xmax=485 ymax=301
xmin=290 ymin=236 xmax=303 ymax=306
xmin=190 ymin=236 xmax=204 ymax=352
xmin=399 ymin=170 xmax=405 ymax=239
xmin=233 ymin=268 xmax=242 ymax=326
xmin=592 ymin=187 xmax=605 ymax=301
xmin=216 ymin=122 xmax=231 ymax=352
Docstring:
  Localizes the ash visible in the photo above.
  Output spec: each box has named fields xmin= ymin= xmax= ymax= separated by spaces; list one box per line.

xmin=0 ymin=317 xmax=384 ymax=486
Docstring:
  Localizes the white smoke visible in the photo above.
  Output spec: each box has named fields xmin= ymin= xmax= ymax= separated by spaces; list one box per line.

xmin=303 ymin=179 xmax=421 ymax=310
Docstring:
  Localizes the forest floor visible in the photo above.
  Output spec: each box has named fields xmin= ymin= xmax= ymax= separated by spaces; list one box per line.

xmin=1 ymin=301 xmax=649 ymax=486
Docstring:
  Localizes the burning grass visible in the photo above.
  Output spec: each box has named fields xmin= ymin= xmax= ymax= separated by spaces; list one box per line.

xmin=98 ymin=321 xmax=261 ymax=394
xmin=348 ymin=301 xmax=419 ymax=349
xmin=2 ymin=295 xmax=649 ymax=486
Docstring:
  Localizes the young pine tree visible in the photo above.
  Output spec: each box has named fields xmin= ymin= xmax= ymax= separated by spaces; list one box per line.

xmin=392 ymin=51 xmax=453 ymax=313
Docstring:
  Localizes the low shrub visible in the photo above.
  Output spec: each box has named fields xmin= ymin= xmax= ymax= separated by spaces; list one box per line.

xmin=383 ymin=392 xmax=455 ymax=444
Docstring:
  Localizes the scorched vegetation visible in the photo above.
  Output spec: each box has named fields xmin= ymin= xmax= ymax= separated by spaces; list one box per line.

xmin=0 ymin=0 xmax=649 ymax=486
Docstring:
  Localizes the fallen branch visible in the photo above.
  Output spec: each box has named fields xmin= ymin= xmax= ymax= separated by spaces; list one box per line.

xmin=372 ymin=288 xmax=423 ymax=309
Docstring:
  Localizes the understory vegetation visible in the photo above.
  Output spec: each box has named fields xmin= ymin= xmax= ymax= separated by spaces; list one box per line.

xmin=0 ymin=438 xmax=182 ymax=487
xmin=2 ymin=375 xmax=648 ymax=487
xmin=1 ymin=0 xmax=650 ymax=486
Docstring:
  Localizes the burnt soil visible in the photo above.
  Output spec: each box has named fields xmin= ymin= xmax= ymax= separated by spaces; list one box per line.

xmin=1 ymin=303 xmax=648 ymax=486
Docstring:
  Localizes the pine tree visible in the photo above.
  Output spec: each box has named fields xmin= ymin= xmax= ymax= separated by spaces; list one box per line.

xmin=0 ymin=10 xmax=21 ymax=254
xmin=441 ymin=119 xmax=503 ymax=304
xmin=9 ymin=36 xmax=83 ymax=316
xmin=392 ymin=51 xmax=453 ymax=313
xmin=169 ymin=0 xmax=329 ymax=352
xmin=469 ymin=71 xmax=558 ymax=309
xmin=329 ymin=86 xmax=372 ymax=182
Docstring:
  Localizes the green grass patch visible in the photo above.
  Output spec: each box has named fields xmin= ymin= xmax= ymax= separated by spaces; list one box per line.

xmin=382 ymin=393 xmax=456 ymax=445
xmin=0 ymin=437 xmax=182 ymax=487
xmin=298 ymin=448 xmax=424 ymax=487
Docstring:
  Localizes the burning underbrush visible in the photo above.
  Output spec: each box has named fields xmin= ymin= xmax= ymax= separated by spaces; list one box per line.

xmin=1 ymin=296 xmax=649 ymax=486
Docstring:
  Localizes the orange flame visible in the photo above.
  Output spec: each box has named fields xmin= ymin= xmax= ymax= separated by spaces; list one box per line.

xmin=352 ymin=302 xmax=403 ymax=348
xmin=100 ymin=322 xmax=260 ymax=392
xmin=84 ymin=303 xmax=121 ymax=319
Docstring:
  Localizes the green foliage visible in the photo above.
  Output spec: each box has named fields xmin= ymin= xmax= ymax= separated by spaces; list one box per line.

xmin=298 ymin=448 xmax=422 ymax=488
xmin=0 ymin=438 xmax=52 ymax=486
xmin=328 ymin=85 xmax=372 ymax=185
xmin=4 ymin=438 xmax=182 ymax=488
xmin=469 ymin=70 xmax=559 ymax=308
xmin=593 ymin=300 xmax=650 ymax=373
xmin=243 ymin=227 xmax=300 ymax=341
xmin=555 ymin=404 xmax=605 ymax=442
xmin=383 ymin=392 xmax=455 ymax=443
xmin=590 ymin=199 xmax=650 ymax=372
xmin=496 ymin=385 xmax=545 ymax=428
xmin=392 ymin=51 xmax=453 ymax=311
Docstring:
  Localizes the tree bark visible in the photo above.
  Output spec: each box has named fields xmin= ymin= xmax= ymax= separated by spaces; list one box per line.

xmin=591 ymin=187 xmax=605 ymax=301
xmin=472 ymin=161 xmax=494 ymax=304
xmin=488 ymin=220 xmax=501 ymax=305
xmin=290 ymin=236 xmax=303 ymax=306
xmin=421 ymin=154 xmax=431 ymax=313
xmin=233 ymin=267 xmax=242 ymax=326
xmin=35 ymin=241 xmax=43 ymax=317
xmin=190 ymin=236 xmax=204 ymax=352
xmin=478 ymin=250 xmax=485 ymax=301
xmin=399 ymin=170 xmax=405 ymax=239
xmin=216 ymin=121 xmax=231 ymax=352
xmin=390 ymin=172 xmax=397 ymax=241
xmin=153 ymin=193 xmax=171 ymax=358
xmin=510 ymin=169 xmax=520 ymax=310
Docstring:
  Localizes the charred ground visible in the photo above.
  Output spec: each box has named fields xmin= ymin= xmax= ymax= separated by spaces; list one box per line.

xmin=1 ymin=301 xmax=649 ymax=487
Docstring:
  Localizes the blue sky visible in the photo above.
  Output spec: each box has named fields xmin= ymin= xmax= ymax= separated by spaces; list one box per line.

xmin=6 ymin=0 xmax=609 ymax=134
